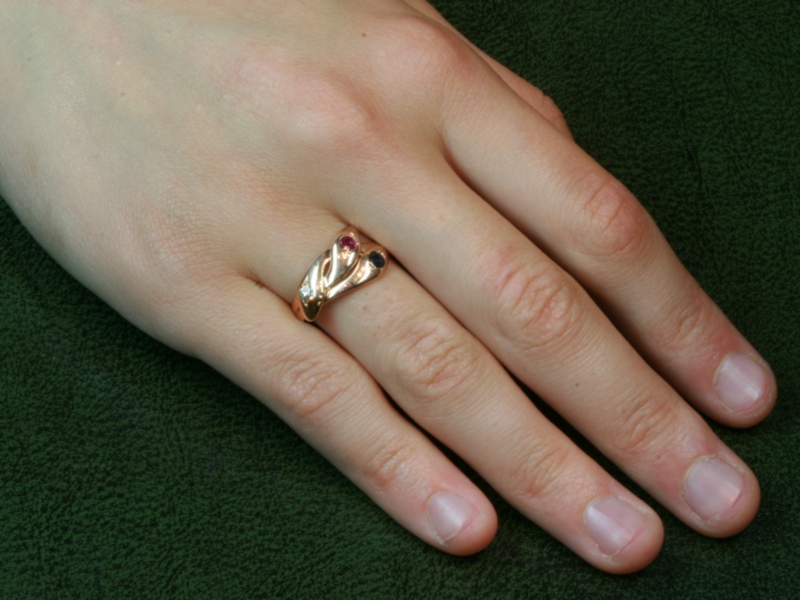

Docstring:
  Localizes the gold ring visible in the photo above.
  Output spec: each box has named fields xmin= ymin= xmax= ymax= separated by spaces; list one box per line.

xmin=292 ymin=226 xmax=388 ymax=322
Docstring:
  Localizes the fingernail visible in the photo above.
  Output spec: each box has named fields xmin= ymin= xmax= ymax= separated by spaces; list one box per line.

xmin=715 ymin=352 xmax=768 ymax=412
xmin=427 ymin=492 xmax=477 ymax=542
xmin=683 ymin=457 xmax=744 ymax=520
xmin=584 ymin=496 xmax=645 ymax=556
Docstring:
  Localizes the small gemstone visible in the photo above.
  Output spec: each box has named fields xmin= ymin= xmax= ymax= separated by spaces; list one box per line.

xmin=368 ymin=251 xmax=386 ymax=269
xmin=338 ymin=235 xmax=358 ymax=252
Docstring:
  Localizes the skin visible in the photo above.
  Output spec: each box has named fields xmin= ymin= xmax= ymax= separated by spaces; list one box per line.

xmin=0 ymin=0 xmax=776 ymax=573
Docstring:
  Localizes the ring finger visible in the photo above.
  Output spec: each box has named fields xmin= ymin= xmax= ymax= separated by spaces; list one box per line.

xmin=334 ymin=155 xmax=760 ymax=538
xmin=240 ymin=216 xmax=664 ymax=572
xmin=184 ymin=272 xmax=501 ymax=557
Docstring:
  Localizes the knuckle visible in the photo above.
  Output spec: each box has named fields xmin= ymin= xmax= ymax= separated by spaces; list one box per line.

xmin=287 ymin=79 xmax=380 ymax=157
xmin=539 ymin=92 xmax=565 ymax=125
xmin=488 ymin=257 xmax=582 ymax=351
xmin=611 ymin=393 xmax=681 ymax=458
xmin=508 ymin=443 xmax=575 ymax=504
xmin=576 ymin=171 xmax=651 ymax=260
xmin=229 ymin=43 xmax=381 ymax=157
xmin=276 ymin=350 xmax=356 ymax=429
xmin=361 ymin=434 xmax=419 ymax=495
xmin=379 ymin=14 xmax=477 ymax=93
xmin=652 ymin=283 xmax=718 ymax=355
xmin=141 ymin=211 xmax=214 ymax=283
xmin=391 ymin=315 xmax=481 ymax=408
xmin=490 ymin=73 xmax=566 ymax=130
xmin=127 ymin=194 xmax=226 ymax=311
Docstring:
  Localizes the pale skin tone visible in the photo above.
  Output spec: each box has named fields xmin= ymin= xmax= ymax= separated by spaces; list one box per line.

xmin=0 ymin=0 xmax=777 ymax=573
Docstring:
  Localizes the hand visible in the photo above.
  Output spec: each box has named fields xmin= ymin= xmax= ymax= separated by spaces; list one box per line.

xmin=0 ymin=0 xmax=776 ymax=573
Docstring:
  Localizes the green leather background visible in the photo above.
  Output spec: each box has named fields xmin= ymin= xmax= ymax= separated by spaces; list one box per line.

xmin=2 ymin=0 xmax=798 ymax=597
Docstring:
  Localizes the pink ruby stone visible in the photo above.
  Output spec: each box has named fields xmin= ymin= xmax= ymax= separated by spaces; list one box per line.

xmin=338 ymin=235 xmax=358 ymax=252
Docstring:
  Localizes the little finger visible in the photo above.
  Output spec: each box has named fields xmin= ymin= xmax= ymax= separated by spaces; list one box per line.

xmin=183 ymin=274 xmax=498 ymax=555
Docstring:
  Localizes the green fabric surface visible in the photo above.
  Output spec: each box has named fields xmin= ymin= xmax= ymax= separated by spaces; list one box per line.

xmin=2 ymin=0 xmax=799 ymax=597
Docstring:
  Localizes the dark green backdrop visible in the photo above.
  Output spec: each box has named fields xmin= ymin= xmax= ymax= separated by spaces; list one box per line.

xmin=2 ymin=0 xmax=798 ymax=597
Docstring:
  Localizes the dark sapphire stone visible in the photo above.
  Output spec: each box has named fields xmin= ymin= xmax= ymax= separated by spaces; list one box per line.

xmin=368 ymin=251 xmax=386 ymax=269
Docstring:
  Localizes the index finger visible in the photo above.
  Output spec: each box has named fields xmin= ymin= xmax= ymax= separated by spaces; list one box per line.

xmin=439 ymin=66 xmax=777 ymax=429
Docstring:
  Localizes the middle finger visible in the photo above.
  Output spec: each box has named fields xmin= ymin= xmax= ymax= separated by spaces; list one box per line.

xmin=244 ymin=216 xmax=664 ymax=571
xmin=337 ymin=153 xmax=760 ymax=539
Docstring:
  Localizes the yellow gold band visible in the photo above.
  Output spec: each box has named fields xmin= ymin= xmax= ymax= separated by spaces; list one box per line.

xmin=292 ymin=226 xmax=388 ymax=322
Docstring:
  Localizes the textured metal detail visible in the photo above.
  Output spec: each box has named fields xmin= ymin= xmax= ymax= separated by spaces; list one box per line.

xmin=292 ymin=226 xmax=388 ymax=322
